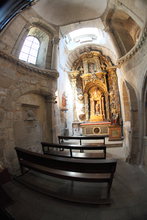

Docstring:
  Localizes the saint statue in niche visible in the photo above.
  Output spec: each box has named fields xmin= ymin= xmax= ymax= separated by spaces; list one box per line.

xmin=95 ymin=101 xmax=100 ymax=115
xmin=62 ymin=92 xmax=67 ymax=109
xmin=111 ymin=112 xmax=119 ymax=125
xmin=88 ymin=62 xmax=95 ymax=73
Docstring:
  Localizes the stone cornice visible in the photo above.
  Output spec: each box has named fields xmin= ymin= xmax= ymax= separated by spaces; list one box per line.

xmin=0 ymin=50 xmax=59 ymax=79
xmin=117 ymin=24 xmax=147 ymax=66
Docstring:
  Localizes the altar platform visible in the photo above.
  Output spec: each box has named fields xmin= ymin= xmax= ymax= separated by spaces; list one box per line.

xmin=80 ymin=121 xmax=111 ymax=136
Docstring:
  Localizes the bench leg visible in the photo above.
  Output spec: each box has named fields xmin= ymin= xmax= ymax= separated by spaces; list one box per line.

xmin=70 ymin=180 xmax=74 ymax=195
xmin=107 ymin=180 xmax=113 ymax=199
xmin=19 ymin=164 xmax=25 ymax=175
xmin=19 ymin=165 xmax=30 ymax=176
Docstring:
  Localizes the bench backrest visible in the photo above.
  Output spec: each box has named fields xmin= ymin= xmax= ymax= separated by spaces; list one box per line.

xmin=58 ymin=135 xmax=107 ymax=145
xmin=41 ymin=142 xmax=106 ymax=159
xmin=15 ymin=147 xmax=116 ymax=174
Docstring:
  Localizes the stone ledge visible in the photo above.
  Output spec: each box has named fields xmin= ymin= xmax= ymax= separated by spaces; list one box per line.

xmin=0 ymin=50 xmax=59 ymax=79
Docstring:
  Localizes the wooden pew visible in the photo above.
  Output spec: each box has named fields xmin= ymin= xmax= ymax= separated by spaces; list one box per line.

xmin=58 ymin=135 xmax=107 ymax=145
xmin=15 ymin=147 xmax=117 ymax=204
xmin=41 ymin=142 xmax=106 ymax=159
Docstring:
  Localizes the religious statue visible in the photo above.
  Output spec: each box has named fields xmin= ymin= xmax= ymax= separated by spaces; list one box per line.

xmin=95 ymin=101 xmax=100 ymax=114
xmin=88 ymin=63 xmax=95 ymax=73
xmin=111 ymin=112 xmax=119 ymax=125
xmin=62 ymin=92 xmax=67 ymax=109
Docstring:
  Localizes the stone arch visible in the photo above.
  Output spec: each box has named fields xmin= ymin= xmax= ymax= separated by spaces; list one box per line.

xmin=140 ymin=72 xmax=147 ymax=167
xmin=30 ymin=17 xmax=58 ymax=36
xmin=125 ymin=81 xmax=139 ymax=164
xmin=12 ymin=18 xmax=58 ymax=69
xmin=12 ymin=86 xmax=54 ymax=144
xmin=142 ymin=73 xmax=147 ymax=136
xmin=67 ymin=44 xmax=117 ymax=69
xmin=105 ymin=9 xmax=141 ymax=56
xmin=84 ymin=81 xmax=108 ymax=95
xmin=13 ymin=87 xmax=52 ymax=101
xmin=13 ymin=93 xmax=48 ymax=149
xmin=121 ymin=80 xmax=131 ymax=162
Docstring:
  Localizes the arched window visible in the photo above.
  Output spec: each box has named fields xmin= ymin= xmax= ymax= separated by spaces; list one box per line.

xmin=19 ymin=36 xmax=40 ymax=65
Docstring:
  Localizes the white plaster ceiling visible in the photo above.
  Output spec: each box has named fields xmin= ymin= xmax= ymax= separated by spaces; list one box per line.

xmin=33 ymin=0 xmax=108 ymax=26
xmin=60 ymin=18 xmax=104 ymax=36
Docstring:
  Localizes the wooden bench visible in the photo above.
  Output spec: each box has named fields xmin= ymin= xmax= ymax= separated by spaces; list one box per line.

xmin=41 ymin=142 xmax=106 ymax=159
xmin=58 ymin=135 xmax=107 ymax=145
xmin=15 ymin=147 xmax=117 ymax=204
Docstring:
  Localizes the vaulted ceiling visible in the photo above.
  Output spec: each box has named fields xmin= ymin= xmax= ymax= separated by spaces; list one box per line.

xmin=32 ymin=0 xmax=108 ymax=26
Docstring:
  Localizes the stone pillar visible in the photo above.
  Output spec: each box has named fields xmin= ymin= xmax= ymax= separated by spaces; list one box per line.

xmin=51 ymin=36 xmax=60 ymax=70
xmin=45 ymin=94 xmax=56 ymax=143
xmin=71 ymin=78 xmax=78 ymax=122
xmin=68 ymin=71 xmax=79 ymax=123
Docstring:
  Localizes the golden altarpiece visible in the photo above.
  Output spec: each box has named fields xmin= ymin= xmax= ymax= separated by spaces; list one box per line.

xmin=69 ymin=51 xmax=121 ymax=136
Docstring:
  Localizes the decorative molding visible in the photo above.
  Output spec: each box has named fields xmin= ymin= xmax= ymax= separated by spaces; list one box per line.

xmin=0 ymin=50 xmax=59 ymax=79
xmin=117 ymin=24 xmax=147 ymax=66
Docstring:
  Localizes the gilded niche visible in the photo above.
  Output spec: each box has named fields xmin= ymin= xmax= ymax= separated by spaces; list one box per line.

xmin=88 ymin=87 xmax=105 ymax=121
xmin=70 ymin=50 xmax=121 ymax=123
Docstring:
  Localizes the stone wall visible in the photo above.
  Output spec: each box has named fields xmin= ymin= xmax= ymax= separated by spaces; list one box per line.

xmin=0 ymin=7 xmax=60 ymax=173
xmin=118 ymin=31 xmax=147 ymax=165
xmin=0 ymin=51 xmax=58 ymax=174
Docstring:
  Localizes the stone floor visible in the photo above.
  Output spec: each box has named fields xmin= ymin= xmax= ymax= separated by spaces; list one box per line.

xmin=2 ymin=159 xmax=147 ymax=220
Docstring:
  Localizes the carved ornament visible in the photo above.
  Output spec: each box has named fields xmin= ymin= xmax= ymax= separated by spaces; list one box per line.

xmin=68 ymin=70 xmax=79 ymax=79
xmin=78 ymin=94 xmax=84 ymax=101
xmin=72 ymin=51 xmax=113 ymax=72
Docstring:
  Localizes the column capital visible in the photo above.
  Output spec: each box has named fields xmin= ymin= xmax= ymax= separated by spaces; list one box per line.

xmin=52 ymin=36 xmax=60 ymax=45
xmin=46 ymin=94 xmax=57 ymax=103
